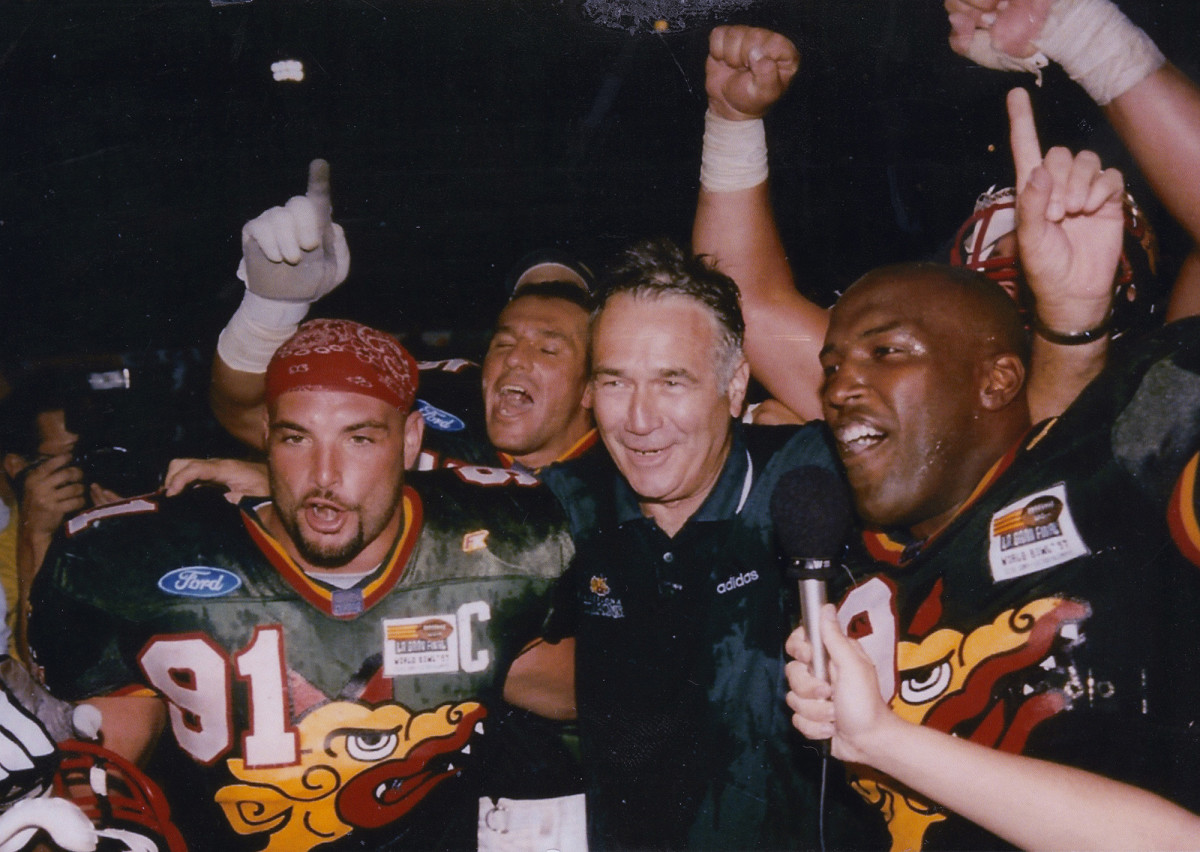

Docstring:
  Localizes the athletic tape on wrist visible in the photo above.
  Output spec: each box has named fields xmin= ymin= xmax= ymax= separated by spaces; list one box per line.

xmin=216 ymin=289 xmax=310 ymax=374
xmin=1034 ymin=0 xmax=1165 ymax=105
xmin=700 ymin=110 xmax=768 ymax=193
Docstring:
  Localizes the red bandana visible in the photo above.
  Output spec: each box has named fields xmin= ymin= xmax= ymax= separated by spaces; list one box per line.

xmin=265 ymin=319 xmax=418 ymax=412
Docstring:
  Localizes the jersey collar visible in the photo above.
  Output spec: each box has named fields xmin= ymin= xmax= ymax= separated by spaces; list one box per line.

xmin=497 ymin=427 xmax=600 ymax=473
xmin=241 ymin=486 xmax=423 ymax=619
xmin=861 ymin=423 xmax=1048 ymax=566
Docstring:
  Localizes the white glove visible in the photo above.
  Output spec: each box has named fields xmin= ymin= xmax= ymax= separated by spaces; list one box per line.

xmin=218 ymin=158 xmax=351 ymax=373
xmin=237 ymin=158 xmax=350 ymax=302
xmin=0 ymin=797 xmax=97 ymax=852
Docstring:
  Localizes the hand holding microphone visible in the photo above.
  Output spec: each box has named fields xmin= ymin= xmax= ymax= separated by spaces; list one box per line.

xmin=770 ymin=466 xmax=853 ymax=751
xmin=770 ymin=466 xmax=853 ymax=686
xmin=772 ymin=468 xmax=902 ymax=761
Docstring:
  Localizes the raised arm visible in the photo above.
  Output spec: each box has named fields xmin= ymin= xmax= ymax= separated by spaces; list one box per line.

xmin=947 ymin=0 xmax=1200 ymax=322
xmin=785 ymin=605 xmax=1200 ymax=851
xmin=692 ymin=25 xmax=827 ymax=422
xmin=210 ymin=159 xmax=349 ymax=449
xmin=1008 ymin=87 xmax=1126 ymax=420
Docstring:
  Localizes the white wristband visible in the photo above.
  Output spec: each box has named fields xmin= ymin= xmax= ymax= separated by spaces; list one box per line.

xmin=1034 ymin=0 xmax=1165 ymax=104
xmin=216 ymin=289 xmax=310 ymax=374
xmin=700 ymin=110 xmax=769 ymax=193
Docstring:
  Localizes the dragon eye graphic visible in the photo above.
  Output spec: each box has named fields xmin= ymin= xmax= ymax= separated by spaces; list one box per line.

xmin=344 ymin=730 xmax=400 ymax=762
xmin=899 ymin=657 xmax=953 ymax=704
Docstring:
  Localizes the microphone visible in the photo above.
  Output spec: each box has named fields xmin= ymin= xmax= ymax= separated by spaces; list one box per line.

xmin=770 ymin=466 xmax=854 ymax=699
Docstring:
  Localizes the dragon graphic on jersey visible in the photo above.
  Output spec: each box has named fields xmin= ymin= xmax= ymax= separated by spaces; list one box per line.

xmin=847 ymin=585 xmax=1090 ymax=852
xmin=215 ymin=697 xmax=484 ymax=851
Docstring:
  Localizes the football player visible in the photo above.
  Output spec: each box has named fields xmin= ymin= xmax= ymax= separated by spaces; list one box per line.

xmin=784 ymin=259 xmax=1200 ymax=849
xmin=29 ymin=320 xmax=583 ymax=851
xmin=693 ymin=13 xmax=1200 ymax=423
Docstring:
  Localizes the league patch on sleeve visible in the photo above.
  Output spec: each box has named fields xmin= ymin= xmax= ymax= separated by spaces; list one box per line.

xmin=988 ymin=483 xmax=1089 ymax=582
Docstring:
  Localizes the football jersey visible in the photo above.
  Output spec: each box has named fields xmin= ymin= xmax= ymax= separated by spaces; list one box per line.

xmin=30 ymin=465 xmax=574 ymax=852
xmin=412 ymin=359 xmax=497 ymax=470
xmin=833 ymin=317 xmax=1200 ymax=851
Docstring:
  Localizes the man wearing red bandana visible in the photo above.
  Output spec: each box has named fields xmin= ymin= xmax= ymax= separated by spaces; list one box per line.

xmin=28 ymin=318 xmax=584 ymax=851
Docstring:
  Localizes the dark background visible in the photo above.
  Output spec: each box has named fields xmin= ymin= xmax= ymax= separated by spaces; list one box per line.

xmin=2 ymin=0 xmax=1197 ymax=370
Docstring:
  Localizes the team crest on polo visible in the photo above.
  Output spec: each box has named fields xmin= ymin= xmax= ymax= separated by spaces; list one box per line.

xmin=157 ymin=566 xmax=242 ymax=597
xmin=583 ymin=576 xmax=625 ymax=619
xmin=988 ymin=483 xmax=1089 ymax=582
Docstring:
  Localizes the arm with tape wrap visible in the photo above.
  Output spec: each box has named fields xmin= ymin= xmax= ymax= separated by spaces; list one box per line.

xmin=211 ymin=159 xmax=350 ymax=450
xmin=692 ymin=25 xmax=827 ymax=423
xmin=945 ymin=0 xmax=1200 ymax=323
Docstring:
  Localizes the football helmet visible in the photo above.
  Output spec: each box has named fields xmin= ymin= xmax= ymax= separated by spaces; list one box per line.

xmin=950 ymin=185 xmax=1162 ymax=338
xmin=52 ymin=741 xmax=187 ymax=852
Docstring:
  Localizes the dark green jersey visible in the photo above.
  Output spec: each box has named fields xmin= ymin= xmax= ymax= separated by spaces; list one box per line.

xmin=30 ymin=466 xmax=574 ymax=852
xmin=835 ymin=318 xmax=1200 ymax=851
xmin=413 ymin=358 xmax=497 ymax=470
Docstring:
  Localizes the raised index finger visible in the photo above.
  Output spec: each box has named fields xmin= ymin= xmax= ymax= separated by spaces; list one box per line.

xmin=1007 ymin=87 xmax=1042 ymax=192
xmin=306 ymin=158 xmax=332 ymax=221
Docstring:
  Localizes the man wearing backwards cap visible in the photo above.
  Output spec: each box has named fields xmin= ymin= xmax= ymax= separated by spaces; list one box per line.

xmin=207 ymin=161 xmax=599 ymax=477
xmin=28 ymin=318 xmax=583 ymax=851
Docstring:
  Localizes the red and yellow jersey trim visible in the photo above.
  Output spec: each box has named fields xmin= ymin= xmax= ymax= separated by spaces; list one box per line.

xmin=498 ymin=427 xmax=599 ymax=472
xmin=105 ymin=684 xmax=160 ymax=699
xmin=1169 ymin=452 xmax=1200 ymax=568
xmin=861 ymin=427 xmax=1035 ymax=566
xmin=240 ymin=487 xmax=424 ymax=619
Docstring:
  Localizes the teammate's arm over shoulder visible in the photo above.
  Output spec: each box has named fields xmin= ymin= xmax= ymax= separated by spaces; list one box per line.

xmin=78 ymin=695 xmax=167 ymax=767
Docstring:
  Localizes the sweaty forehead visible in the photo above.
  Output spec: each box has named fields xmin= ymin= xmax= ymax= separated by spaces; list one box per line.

xmin=828 ymin=272 xmax=973 ymax=342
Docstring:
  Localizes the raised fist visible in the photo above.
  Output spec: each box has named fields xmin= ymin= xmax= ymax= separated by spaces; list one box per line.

xmin=706 ymin=25 xmax=800 ymax=121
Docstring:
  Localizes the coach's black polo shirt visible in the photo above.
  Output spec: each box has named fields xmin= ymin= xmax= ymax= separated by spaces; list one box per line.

xmin=546 ymin=422 xmax=879 ymax=851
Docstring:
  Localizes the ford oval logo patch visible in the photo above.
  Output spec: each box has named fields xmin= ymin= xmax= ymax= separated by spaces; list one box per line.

xmin=158 ymin=567 xmax=242 ymax=598
xmin=417 ymin=399 xmax=466 ymax=432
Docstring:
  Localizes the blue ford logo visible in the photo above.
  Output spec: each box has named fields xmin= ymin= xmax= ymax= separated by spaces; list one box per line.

xmin=417 ymin=399 xmax=466 ymax=432
xmin=158 ymin=567 xmax=242 ymax=598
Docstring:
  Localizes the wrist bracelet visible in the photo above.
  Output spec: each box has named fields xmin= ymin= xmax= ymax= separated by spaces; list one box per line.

xmin=1031 ymin=310 xmax=1112 ymax=345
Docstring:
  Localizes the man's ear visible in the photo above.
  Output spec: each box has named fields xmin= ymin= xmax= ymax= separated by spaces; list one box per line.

xmin=725 ymin=358 xmax=751 ymax=418
xmin=403 ymin=409 xmax=426 ymax=471
xmin=979 ymin=353 xmax=1026 ymax=411
xmin=260 ymin=409 xmax=270 ymax=450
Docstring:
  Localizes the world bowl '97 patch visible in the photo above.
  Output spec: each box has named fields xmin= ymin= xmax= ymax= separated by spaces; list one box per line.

xmin=382 ymin=616 xmax=458 ymax=675
xmin=989 ymin=483 xmax=1089 ymax=582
